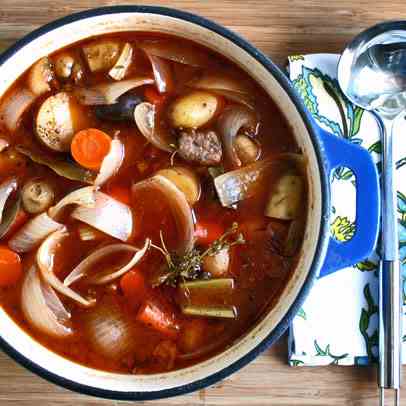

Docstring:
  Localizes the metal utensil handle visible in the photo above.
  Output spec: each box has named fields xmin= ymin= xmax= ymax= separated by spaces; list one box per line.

xmin=377 ymin=114 xmax=402 ymax=394
xmin=379 ymin=259 xmax=402 ymax=389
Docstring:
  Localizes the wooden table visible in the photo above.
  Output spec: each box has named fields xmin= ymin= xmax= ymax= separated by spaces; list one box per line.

xmin=0 ymin=1 xmax=405 ymax=405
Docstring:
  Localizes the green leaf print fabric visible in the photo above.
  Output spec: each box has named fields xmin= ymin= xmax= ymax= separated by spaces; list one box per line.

xmin=288 ymin=54 xmax=406 ymax=366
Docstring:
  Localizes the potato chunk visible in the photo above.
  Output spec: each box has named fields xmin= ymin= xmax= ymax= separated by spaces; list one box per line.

xmin=168 ymin=91 xmax=220 ymax=129
xmin=265 ymin=174 xmax=303 ymax=220
xmin=82 ymin=40 xmax=120 ymax=72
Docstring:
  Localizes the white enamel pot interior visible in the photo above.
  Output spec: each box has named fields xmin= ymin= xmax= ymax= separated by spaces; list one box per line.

xmin=0 ymin=6 xmax=328 ymax=400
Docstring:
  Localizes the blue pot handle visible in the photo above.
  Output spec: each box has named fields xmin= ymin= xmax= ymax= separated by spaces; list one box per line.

xmin=315 ymin=124 xmax=380 ymax=278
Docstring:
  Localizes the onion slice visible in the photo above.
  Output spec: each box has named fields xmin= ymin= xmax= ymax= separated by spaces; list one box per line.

xmin=8 ymin=212 xmax=63 ymax=253
xmin=0 ymin=194 xmax=21 ymax=239
xmin=134 ymin=102 xmax=175 ymax=152
xmin=64 ymin=239 xmax=150 ymax=286
xmin=74 ymin=77 xmax=154 ymax=105
xmin=0 ymin=138 xmax=9 ymax=152
xmin=21 ymin=266 xmax=73 ymax=338
xmin=214 ymin=154 xmax=305 ymax=207
xmin=84 ymin=298 xmax=136 ymax=360
xmin=147 ymin=55 xmax=174 ymax=94
xmin=217 ymin=106 xmax=257 ymax=168
xmin=71 ymin=191 xmax=133 ymax=241
xmin=0 ymin=87 xmax=36 ymax=132
xmin=189 ymin=73 xmax=251 ymax=94
xmin=132 ymin=175 xmax=194 ymax=254
xmin=189 ymin=73 xmax=255 ymax=108
xmin=211 ymin=89 xmax=255 ymax=110
xmin=139 ymin=40 xmax=209 ymax=67
xmin=48 ymin=186 xmax=96 ymax=219
xmin=36 ymin=228 xmax=95 ymax=307
xmin=0 ymin=178 xmax=17 ymax=223
xmin=94 ymin=139 xmax=124 ymax=186
xmin=214 ymin=158 xmax=275 ymax=207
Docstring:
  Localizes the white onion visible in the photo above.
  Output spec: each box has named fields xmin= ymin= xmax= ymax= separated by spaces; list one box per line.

xmin=71 ymin=191 xmax=133 ymax=241
xmin=48 ymin=186 xmax=96 ymax=219
xmin=214 ymin=158 xmax=275 ymax=207
xmin=133 ymin=102 xmax=175 ymax=152
xmin=8 ymin=212 xmax=63 ymax=253
xmin=189 ymin=73 xmax=251 ymax=94
xmin=84 ymin=298 xmax=136 ymax=360
xmin=64 ymin=239 xmax=150 ymax=286
xmin=132 ymin=175 xmax=194 ymax=254
xmin=94 ymin=138 xmax=124 ymax=186
xmin=108 ymin=42 xmax=133 ymax=81
xmin=139 ymin=40 xmax=209 ymax=67
xmin=0 ymin=87 xmax=36 ymax=132
xmin=73 ymin=77 xmax=154 ymax=105
xmin=0 ymin=178 xmax=17 ymax=223
xmin=217 ymin=106 xmax=257 ymax=168
xmin=36 ymin=228 xmax=95 ymax=307
xmin=21 ymin=266 xmax=73 ymax=338
xmin=211 ymin=89 xmax=255 ymax=110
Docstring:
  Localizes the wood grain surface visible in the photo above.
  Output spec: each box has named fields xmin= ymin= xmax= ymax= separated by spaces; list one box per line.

xmin=0 ymin=1 xmax=405 ymax=405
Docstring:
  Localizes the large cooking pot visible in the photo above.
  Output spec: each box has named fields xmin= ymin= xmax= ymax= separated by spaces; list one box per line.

xmin=0 ymin=5 xmax=380 ymax=400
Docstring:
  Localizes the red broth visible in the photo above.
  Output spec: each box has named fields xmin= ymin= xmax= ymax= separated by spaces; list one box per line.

xmin=0 ymin=33 xmax=305 ymax=373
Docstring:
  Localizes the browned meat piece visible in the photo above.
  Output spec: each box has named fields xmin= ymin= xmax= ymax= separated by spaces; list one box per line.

xmin=178 ymin=129 xmax=222 ymax=165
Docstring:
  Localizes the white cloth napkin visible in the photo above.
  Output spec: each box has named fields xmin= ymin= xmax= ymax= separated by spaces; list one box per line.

xmin=287 ymin=54 xmax=406 ymax=366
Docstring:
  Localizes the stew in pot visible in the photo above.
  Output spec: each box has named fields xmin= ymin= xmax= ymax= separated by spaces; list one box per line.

xmin=0 ymin=33 xmax=306 ymax=373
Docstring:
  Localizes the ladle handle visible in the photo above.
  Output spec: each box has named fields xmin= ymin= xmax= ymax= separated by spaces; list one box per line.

xmin=377 ymin=115 xmax=402 ymax=390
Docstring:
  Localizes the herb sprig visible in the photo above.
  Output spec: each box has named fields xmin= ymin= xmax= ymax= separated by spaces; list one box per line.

xmin=152 ymin=222 xmax=245 ymax=287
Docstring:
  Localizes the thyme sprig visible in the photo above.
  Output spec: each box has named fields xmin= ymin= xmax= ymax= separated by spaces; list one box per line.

xmin=151 ymin=222 xmax=245 ymax=287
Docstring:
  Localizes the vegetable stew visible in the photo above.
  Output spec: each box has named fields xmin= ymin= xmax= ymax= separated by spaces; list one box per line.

xmin=0 ymin=32 xmax=306 ymax=374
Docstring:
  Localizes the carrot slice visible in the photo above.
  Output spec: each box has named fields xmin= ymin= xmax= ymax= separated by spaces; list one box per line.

xmin=0 ymin=246 xmax=22 ymax=287
xmin=120 ymin=269 xmax=147 ymax=304
xmin=137 ymin=299 xmax=180 ymax=339
xmin=144 ymin=86 xmax=167 ymax=106
xmin=71 ymin=128 xmax=111 ymax=170
xmin=194 ymin=221 xmax=225 ymax=246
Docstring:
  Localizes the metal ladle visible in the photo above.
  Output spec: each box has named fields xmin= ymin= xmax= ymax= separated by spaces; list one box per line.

xmin=338 ymin=21 xmax=406 ymax=406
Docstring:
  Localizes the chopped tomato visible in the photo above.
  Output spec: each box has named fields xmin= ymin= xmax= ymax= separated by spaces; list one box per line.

xmin=120 ymin=269 xmax=148 ymax=305
xmin=107 ymin=184 xmax=131 ymax=205
xmin=0 ymin=246 xmax=22 ymax=287
xmin=194 ymin=220 xmax=225 ymax=246
xmin=136 ymin=299 xmax=180 ymax=339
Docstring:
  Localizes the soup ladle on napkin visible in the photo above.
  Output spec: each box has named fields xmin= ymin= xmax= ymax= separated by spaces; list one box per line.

xmin=338 ymin=21 xmax=406 ymax=406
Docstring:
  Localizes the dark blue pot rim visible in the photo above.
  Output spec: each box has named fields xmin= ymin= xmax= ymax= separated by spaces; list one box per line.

xmin=0 ymin=5 xmax=330 ymax=401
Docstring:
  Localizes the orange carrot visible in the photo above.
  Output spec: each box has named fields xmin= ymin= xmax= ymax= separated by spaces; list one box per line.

xmin=0 ymin=246 xmax=22 ymax=287
xmin=71 ymin=128 xmax=111 ymax=170
xmin=120 ymin=269 xmax=147 ymax=304
xmin=136 ymin=300 xmax=180 ymax=339
xmin=144 ymin=86 xmax=167 ymax=106
xmin=107 ymin=184 xmax=131 ymax=205
xmin=4 ymin=209 xmax=28 ymax=240
xmin=194 ymin=221 xmax=225 ymax=246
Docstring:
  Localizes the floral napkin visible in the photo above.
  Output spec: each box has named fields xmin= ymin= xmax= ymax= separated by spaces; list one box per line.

xmin=287 ymin=54 xmax=406 ymax=366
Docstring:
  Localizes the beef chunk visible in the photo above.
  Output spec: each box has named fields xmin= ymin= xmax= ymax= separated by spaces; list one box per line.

xmin=178 ymin=129 xmax=222 ymax=165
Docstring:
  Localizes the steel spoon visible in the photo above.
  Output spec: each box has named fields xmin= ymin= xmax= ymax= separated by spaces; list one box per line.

xmin=338 ymin=21 xmax=406 ymax=406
